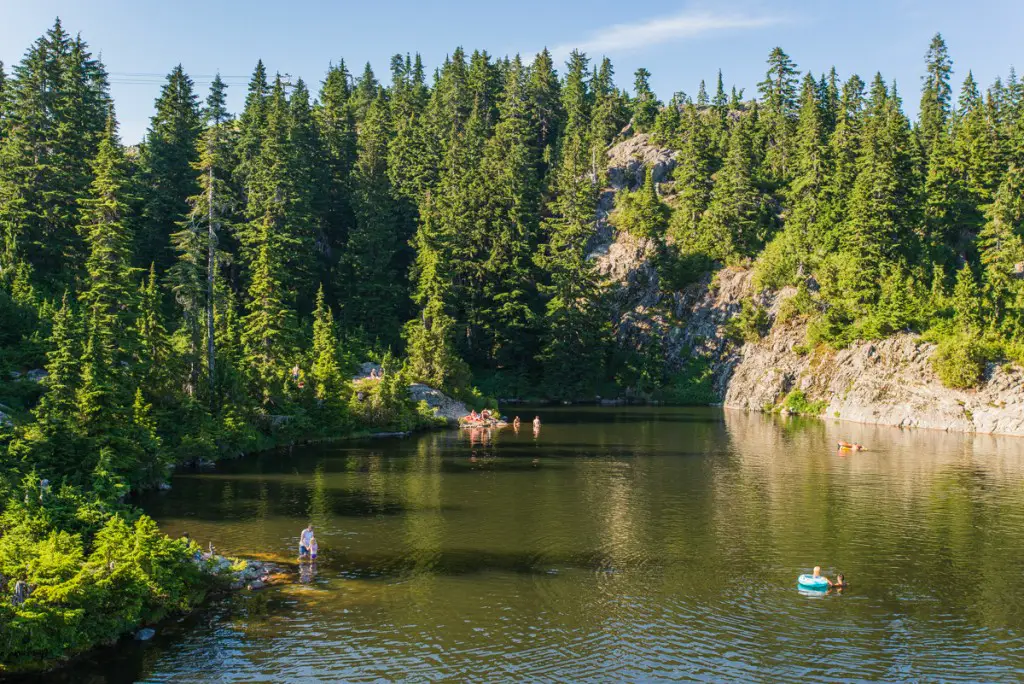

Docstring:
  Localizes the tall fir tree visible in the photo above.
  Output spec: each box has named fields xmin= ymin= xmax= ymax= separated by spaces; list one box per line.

xmin=697 ymin=109 xmax=772 ymax=261
xmin=309 ymin=284 xmax=345 ymax=410
xmin=918 ymin=33 xmax=953 ymax=157
xmin=527 ymin=49 xmax=563 ymax=180
xmin=841 ymin=75 xmax=920 ymax=305
xmin=632 ymin=67 xmax=659 ymax=133
xmin=978 ymin=154 xmax=1024 ymax=331
xmin=137 ymin=65 xmax=201 ymax=272
xmin=535 ymin=53 xmax=610 ymax=398
xmin=234 ymin=60 xmax=270 ymax=203
xmin=758 ymin=47 xmax=800 ymax=184
xmin=345 ymin=89 xmax=405 ymax=345
xmin=316 ymin=60 xmax=358 ymax=296
xmin=0 ymin=20 xmax=111 ymax=291
xmin=758 ymin=73 xmax=830 ymax=286
xmin=668 ymin=104 xmax=716 ymax=248
xmin=590 ymin=58 xmax=628 ymax=154
xmin=240 ymin=220 xmax=296 ymax=404
xmin=475 ymin=56 xmax=542 ymax=385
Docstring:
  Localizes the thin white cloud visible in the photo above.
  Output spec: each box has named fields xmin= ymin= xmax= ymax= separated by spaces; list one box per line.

xmin=551 ymin=9 xmax=784 ymax=59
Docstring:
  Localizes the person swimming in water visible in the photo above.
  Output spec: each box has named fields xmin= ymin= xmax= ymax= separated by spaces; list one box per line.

xmin=832 ymin=573 xmax=847 ymax=589
xmin=812 ymin=565 xmax=835 ymax=587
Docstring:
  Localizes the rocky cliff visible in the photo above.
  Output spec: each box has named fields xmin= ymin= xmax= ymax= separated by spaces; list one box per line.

xmin=594 ymin=136 xmax=1024 ymax=438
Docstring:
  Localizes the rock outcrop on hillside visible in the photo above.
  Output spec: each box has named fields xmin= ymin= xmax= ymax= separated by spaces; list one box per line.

xmin=353 ymin=363 xmax=469 ymax=426
xmin=409 ymin=383 xmax=470 ymax=425
xmin=593 ymin=135 xmax=1024 ymax=437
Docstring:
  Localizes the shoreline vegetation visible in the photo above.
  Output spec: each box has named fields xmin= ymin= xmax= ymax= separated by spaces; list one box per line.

xmin=2 ymin=15 xmax=1023 ymax=673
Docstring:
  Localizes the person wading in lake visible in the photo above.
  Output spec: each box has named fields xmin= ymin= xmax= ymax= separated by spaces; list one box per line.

xmin=299 ymin=524 xmax=314 ymax=559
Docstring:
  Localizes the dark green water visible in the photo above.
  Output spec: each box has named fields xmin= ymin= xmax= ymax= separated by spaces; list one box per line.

xmin=57 ymin=408 xmax=1024 ymax=681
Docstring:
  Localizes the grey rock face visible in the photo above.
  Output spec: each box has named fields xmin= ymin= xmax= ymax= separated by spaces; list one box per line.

xmin=605 ymin=133 xmax=678 ymax=190
xmin=409 ymin=383 xmax=470 ymax=425
xmin=683 ymin=268 xmax=1024 ymax=437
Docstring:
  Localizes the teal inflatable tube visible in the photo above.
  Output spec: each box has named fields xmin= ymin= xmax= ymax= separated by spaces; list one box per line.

xmin=798 ymin=574 xmax=829 ymax=590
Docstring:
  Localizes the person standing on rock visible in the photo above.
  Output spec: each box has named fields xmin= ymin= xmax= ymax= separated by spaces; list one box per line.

xmin=299 ymin=524 xmax=314 ymax=559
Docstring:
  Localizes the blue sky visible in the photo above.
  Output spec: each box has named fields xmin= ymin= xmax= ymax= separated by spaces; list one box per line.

xmin=2 ymin=0 xmax=1023 ymax=143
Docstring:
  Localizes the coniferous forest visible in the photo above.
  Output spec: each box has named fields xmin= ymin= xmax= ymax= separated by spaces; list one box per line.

xmin=2 ymin=19 xmax=1024 ymax=668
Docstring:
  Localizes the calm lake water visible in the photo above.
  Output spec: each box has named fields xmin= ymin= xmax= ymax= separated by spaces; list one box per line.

xmin=50 ymin=407 xmax=1024 ymax=682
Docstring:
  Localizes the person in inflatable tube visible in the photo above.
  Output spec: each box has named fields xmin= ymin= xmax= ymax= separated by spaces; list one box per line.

xmin=813 ymin=566 xmax=833 ymax=586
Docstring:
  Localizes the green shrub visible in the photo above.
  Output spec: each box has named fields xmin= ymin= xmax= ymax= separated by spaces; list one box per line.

xmin=776 ymin=282 xmax=816 ymax=325
xmin=659 ymin=357 xmax=718 ymax=405
xmin=655 ymin=247 xmax=715 ymax=291
xmin=931 ymin=332 xmax=997 ymax=389
xmin=781 ymin=390 xmax=827 ymax=416
xmin=723 ymin=300 xmax=770 ymax=344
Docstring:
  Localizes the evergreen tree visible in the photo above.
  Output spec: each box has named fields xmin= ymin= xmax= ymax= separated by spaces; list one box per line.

xmin=0 ymin=20 xmax=111 ymax=291
xmin=632 ymin=67 xmax=659 ymax=133
xmin=757 ymin=74 xmax=829 ymax=286
xmin=137 ymin=65 xmax=201 ymax=272
xmin=316 ymin=61 xmax=358 ymax=294
xmin=952 ymin=262 xmax=981 ymax=329
xmin=978 ymin=157 xmax=1024 ymax=331
xmin=668 ymin=104 xmax=715 ymax=248
xmin=234 ymin=60 xmax=269 ymax=202
xmin=475 ymin=56 xmax=543 ymax=383
xmin=344 ymin=90 xmax=405 ymax=345
xmin=135 ymin=265 xmax=170 ymax=393
xmin=919 ymin=33 xmax=953 ymax=156
xmin=613 ymin=168 xmax=669 ymax=238
xmin=923 ymin=127 xmax=971 ymax=264
xmin=75 ymin=119 xmax=139 ymax=480
xmin=168 ymin=72 xmax=230 ymax=398
xmin=309 ymin=285 xmax=345 ymax=409
xmin=428 ymin=48 xmax=472 ymax=156
xmin=842 ymin=75 xmax=920 ymax=306
xmin=285 ymin=77 xmax=326 ymax=306
xmin=758 ymin=47 xmax=800 ymax=183
xmin=953 ymin=71 xmax=999 ymax=236
xmin=242 ymin=76 xmax=315 ymax=306
xmin=820 ymin=74 xmax=865 ymax=235
xmin=527 ymin=49 xmax=563 ymax=177
xmin=468 ymin=50 xmax=501 ymax=134
xmin=697 ymin=110 xmax=772 ymax=261
xmin=387 ymin=54 xmax=433 ymax=201
xmin=240 ymin=222 xmax=295 ymax=404
xmin=536 ymin=66 xmax=610 ymax=397
xmin=40 ymin=298 xmax=80 ymax=416
xmin=590 ymin=58 xmax=629 ymax=154
xmin=198 ymin=75 xmax=234 ymax=393
xmin=405 ymin=205 xmax=471 ymax=391
xmin=79 ymin=118 xmax=138 ymax=358
xmin=350 ymin=62 xmax=378 ymax=124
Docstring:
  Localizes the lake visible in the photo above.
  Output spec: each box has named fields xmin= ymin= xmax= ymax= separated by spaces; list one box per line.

xmin=48 ymin=407 xmax=1024 ymax=682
